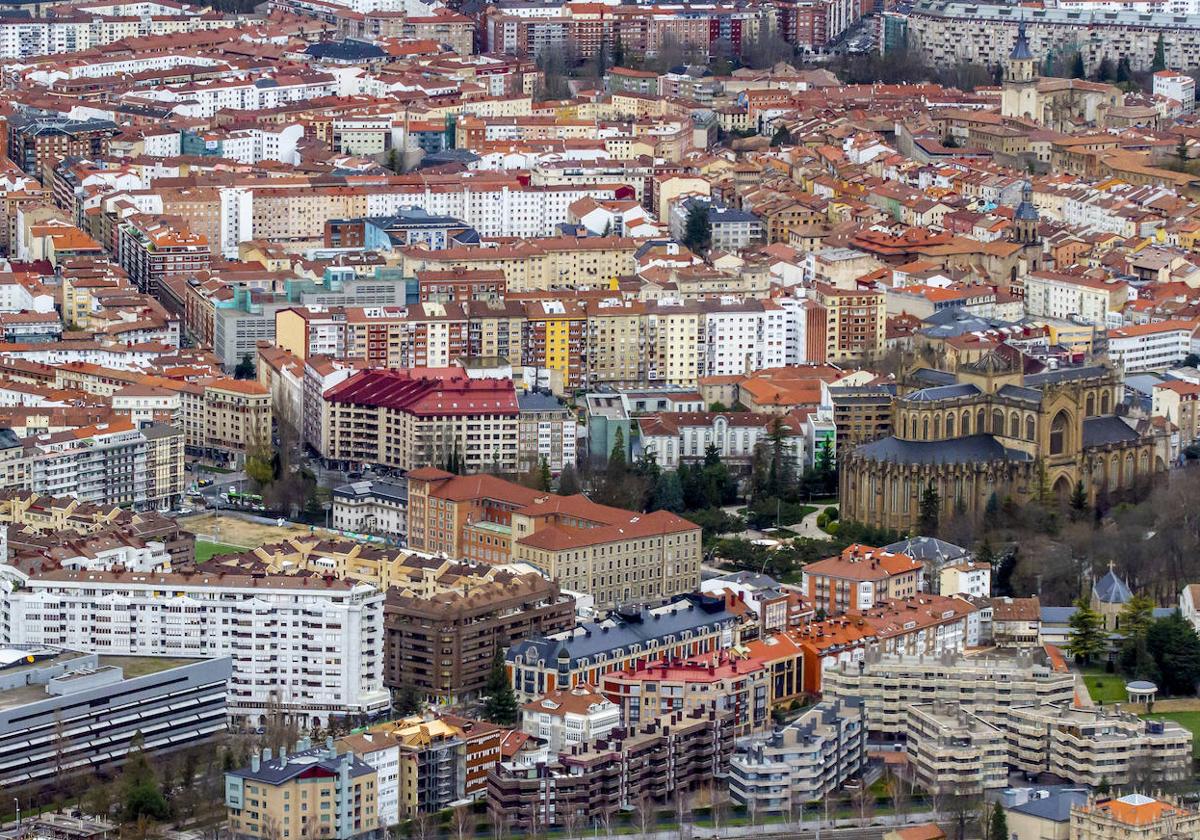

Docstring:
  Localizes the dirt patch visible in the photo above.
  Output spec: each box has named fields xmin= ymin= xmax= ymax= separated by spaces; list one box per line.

xmin=182 ymin=512 xmax=316 ymax=549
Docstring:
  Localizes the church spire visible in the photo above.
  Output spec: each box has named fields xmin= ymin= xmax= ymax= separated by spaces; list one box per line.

xmin=1010 ymin=18 xmax=1033 ymax=61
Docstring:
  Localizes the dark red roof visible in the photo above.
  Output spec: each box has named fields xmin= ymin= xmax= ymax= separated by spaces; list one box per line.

xmin=323 ymin=368 xmax=518 ymax=416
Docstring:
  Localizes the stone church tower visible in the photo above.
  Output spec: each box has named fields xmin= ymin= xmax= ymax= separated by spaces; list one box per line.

xmin=1001 ymin=20 xmax=1039 ymax=121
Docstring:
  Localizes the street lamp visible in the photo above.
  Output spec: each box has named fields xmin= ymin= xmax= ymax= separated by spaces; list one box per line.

xmin=13 ymin=797 xmax=19 ymax=828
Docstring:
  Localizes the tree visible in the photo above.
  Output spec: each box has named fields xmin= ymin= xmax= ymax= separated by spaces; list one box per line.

xmin=1069 ymin=480 xmax=1088 ymax=519
xmin=386 ymin=147 xmax=400 ymax=173
xmin=1116 ymin=56 xmax=1132 ymax=83
xmin=482 ymin=650 xmax=519 ymax=725
xmin=918 ymin=480 xmax=940 ymax=536
xmin=1070 ymin=51 xmax=1086 ymax=79
xmin=770 ymin=124 xmax=792 ymax=147
xmin=557 ymin=463 xmax=582 ymax=495
xmin=1145 ymin=611 xmax=1200 ymax=695
xmin=83 ymin=781 xmax=114 ymax=819
xmin=234 ymin=353 xmax=255 ymax=380
xmin=815 ymin=438 xmax=836 ymax=497
xmin=1118 ymin=592 xmax=1156 ymax=639
xmin=652 ymin=471 xmax=684 ymax=512
xmin=1066 ymin=596 xmax=1107 ymax=665
xmin=682 ymin=202 xmax=711 ymax=254
xmin=1151 ymin=33 xmax=1167 ymax=72
xmin=245 ymin=445 xmax=275 ymax=488
xmin=608 ymin=427 xmax=627 ymax=475
xmin=989 ymin=802 xmax=1008 ymax=840
xmin=1176 ymin=135 xmax=1190 ymax=170
xmin=535 ymin=456 xmax=552 ymax=492
xmin=395 ymin=682 xmax=422 ymax=716
xmin=1094 ymin=56 xmax=1114 ymax=82
xmin=121 ymin=736 xmax=170 ymax=822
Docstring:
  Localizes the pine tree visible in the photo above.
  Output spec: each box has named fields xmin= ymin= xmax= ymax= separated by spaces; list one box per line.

xmin=386 ymin=147 xmax=400 ymax=173
xmin=989 ymin=803 xmax=1008 ymax=840
xmin=608 ymin=427 xmax=627 ymax=474
xmin=1116 ymin=56 xmax=1132 ymax=83
xmin=482 ymin=650 xmax=519 ymax=726
xmin=234 ymin=353 xmax=255 ymax=380
xmin=558 ymin=463 xmax=582 ymax=495
xmin=770 ymin=124 xmax=791 ymax=147
xmin=682 ymin=202 xmax=711 ymax=254
xmin=917 ymin=481 xmax=940 ymax=536
xmin=651 ymin=471 xmax=684 ymax=512
xmin=1151 ymin=34 xmax=1167 ymax=72
xmin=1177 ymin=135 xmax=1190 ymax=170
xmin=1070 ymin=51 xmax=1086 ymax=79
xmin=395 ymin=682 xmax=423 ymax=716
xmin=1118 ymin=592 xmax=1156 ymax=639
xmin=1066 ymin=596 xmax=1107 ymax=665
xmin=1069 ymin=480 xmax=1088 ymax=519
xmin=536 ymin=456 xmax=552 ymax=492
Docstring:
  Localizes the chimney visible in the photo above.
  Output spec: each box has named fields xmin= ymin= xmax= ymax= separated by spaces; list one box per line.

xmin=263 ymin=748 xmax=272 ymax=763
xmin=251 ymin=752 xmax=260 ymax=772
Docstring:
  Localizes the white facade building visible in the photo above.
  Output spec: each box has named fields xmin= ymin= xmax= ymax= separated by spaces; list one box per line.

xmin=520 ymin=685 xmax=621 ymax=753
xmin=0 ymin=568 xmax=391 ymax=727
xmin=1153 ymin=71 xmax=1196 ymax=110
xmin=940 ymin=562 xmax=992 ymax=599
xmin=702 ymin=299 xmax=786 ymax=378
xmin=1108 ymin=321 xmax=1194 ymax=372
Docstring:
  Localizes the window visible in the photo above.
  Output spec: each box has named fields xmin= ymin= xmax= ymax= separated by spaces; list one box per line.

xmin=1050 ymin=411 xmax=1068 ymax=455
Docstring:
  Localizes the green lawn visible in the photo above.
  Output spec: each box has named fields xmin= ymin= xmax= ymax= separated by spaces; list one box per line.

xmin=1143 ymin=711 xmax=1200 ymax=758
xmin=1081 ymin=667 xmax=1127 ymax=704
xmin=195 ymin=540 xmax=248 ymax=562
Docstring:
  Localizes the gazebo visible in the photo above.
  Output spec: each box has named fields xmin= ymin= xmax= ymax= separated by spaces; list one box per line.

xmin=1125 ymin=680 xmax=1158 ymax=704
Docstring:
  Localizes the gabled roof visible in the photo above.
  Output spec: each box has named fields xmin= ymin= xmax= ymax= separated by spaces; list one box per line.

xmin=1092 ymin=568 xmax=1132 ymax=604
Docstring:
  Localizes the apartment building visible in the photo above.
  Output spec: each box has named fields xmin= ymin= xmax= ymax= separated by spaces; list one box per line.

xmin=486 ymin=710 xmax=735 ymax=832
xmin=1107 ymin=321 xmax=1196 ymax=373
xmin=507 ymin=594 xmax=741 ymax=701
xmin=142 ymin=423 xmax=186 ymax=510
xmin=602 ymin=654 xmax=770 ymax=736
xmin=813 ymin=283 xmax=886 ymax=363
xmin=226 ymin=744 xmax=380 ymax=840
xmin=521 ymin=685 xmax=621 ymax=753
xmin=1152 ymin=380 xmax=1200 ymax=451
xmin=637 ymin=411 xmax=802 ymax=471
xmin=517 ymin=390 xmax=577 ymax=473
xmin=802 ymin=544 xmax=923 ymax=615
xmin=383 ymin=572 xmax=574 ymax=702
xmin=0 ymin=647 xmax=230 ymax=791
xmin=347 ymin=717 xmax=468 ymax=820
xmin=200 ymin=379 xmax=272 ymax=466
xmin=322 ymin=368 xmax=520 ymax=474
xmin=0 ymin=568 xmax=391 ymax=727
xmin=1023 ymin=272 xmax=1127 ymax=325
xmin=27 ymin=420 xmax=150 ymax=508
xmin=115 ymin=214 xmax=211 ymax=297
xmin=728 ymin=698 xmax=866 ymax=812
xmin=1007 ymin=704 xmax=1192 ymax=787
xmin=906 ymin=701 xmax=1008 ymax=794
xmin=820 ymin=651 xmax=1076 ymax=737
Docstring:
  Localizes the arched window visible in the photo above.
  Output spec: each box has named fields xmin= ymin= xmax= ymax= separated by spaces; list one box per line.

xmin=1025 ymin=415 xmax=1035 ymax=441
xmin=977 ymin=408 xmax=985 ymax=434
xmin=1050 ymin=411 xmax=1069 ymax=455
xmin=962 ymin=410 xmax=971 ymax=435
xmin=1086 ymin=393 xmax=1095 ymax=416
xmin=1101 ymin=391 xmax=1111 ymax=414
xmin=946 ymin=413 xmax=955 ymax=437
xmin=934 ymin=416 xmax=942 ymax=439
xmin=992 ymin=409 xmax=1003 ymax=434
xmin=903 ymin=414 xmax=908 ymax=438
xmin=1010 ymin=412 xmax=1020 ymax=438
xmin=922 ymin=417 xmax=929 ymax=440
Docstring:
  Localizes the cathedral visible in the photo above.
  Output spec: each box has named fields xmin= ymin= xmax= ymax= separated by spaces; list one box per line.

xmin=999 ymin=20 xmax=1121 ymax=131
xmin=839 ymin=351 xmax=1169 ymax=532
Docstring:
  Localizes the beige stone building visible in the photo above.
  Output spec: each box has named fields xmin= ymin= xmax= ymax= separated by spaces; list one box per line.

xmin=821 ymin=651 xmax=1076 ymax=736
xmin=906 ymin=701 xmax=1008 ymax=794
xmin=202 ymin=379 xmax=272 ymax=465
xmin=1008 ymin=704 xmax=1192 ymax=787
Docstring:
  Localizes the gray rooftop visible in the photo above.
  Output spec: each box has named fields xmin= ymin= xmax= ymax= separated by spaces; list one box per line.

xmin=1024 ymin=365 xmax=1109 ymax=387
xmin=853 ymin=433 xmax=1033 ymax=465
xmin=901 ymin=383 xmax=980 ymax=402
xmin=1082 ymin=416 xmax=1140 ymax=448
xmin=883 ymin=536 xmax=969 ymax=563
xmin=508 ymin=594 xmax=737 ymax=669
xmin=1009 ymin=790 xmax=1089 ymax=822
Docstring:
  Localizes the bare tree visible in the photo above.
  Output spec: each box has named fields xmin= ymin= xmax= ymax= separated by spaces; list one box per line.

xmin=631 ymin=795 xmax=655 ymax=839
xmin=885 ymin=768 xmax=911 ymax=823
xmin=489 ymin=812 xmax=510 ymax=840
xmin=452 ymin=805 xmax=476 ymax=840
xmin=409 ymin=811 xmax=434 ymax=840
xmin=852 ymin=784 xmax=876 ymax=828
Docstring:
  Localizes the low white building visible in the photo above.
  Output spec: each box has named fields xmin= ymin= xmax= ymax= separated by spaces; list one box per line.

xmin=519 ymin=685 xmax=620 ymax=753
xmin=1108 ymin=320 xmax=1195 ymax=373
xmin=1153 ymin=71 xmax=1196 ymax=111
xmin=332 ymin=480 xmax=407 ymax=540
